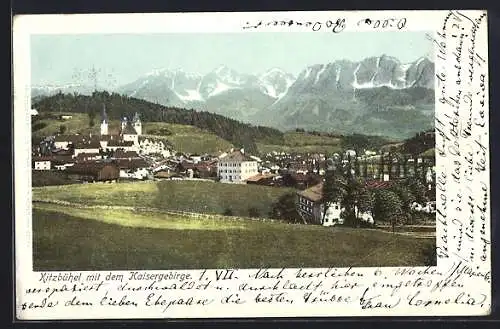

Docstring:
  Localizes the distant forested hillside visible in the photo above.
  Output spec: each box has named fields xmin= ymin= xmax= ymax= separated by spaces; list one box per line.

xmin=402 ymin=130 xmax=435 ymax=156
xmin=33 ymin=91 xmax=285 ymax=154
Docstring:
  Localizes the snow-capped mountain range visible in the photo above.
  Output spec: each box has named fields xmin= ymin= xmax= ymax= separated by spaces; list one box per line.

xmin=31 ymin=83 xmax=96 ymax=99
xmin=115 ymin=65 xmax=296 ymax=106
xmin=32 ymin=55 xmax=435 ymax=138
xmin=259 ymin=55 xmax=435 ymax=137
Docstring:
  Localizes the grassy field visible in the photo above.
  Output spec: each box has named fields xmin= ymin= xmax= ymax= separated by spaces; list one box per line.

xmin=420 ymin=148 xmax=436 ymax=157
xmin=257 ymin=131 xmax=342 ymax=155
xmin=32 ymin=112 xmax=98 ymax=138
xmin=33 ymin=202 xmax=436 ymax=270
xmin=32 ymin=170 xmax=77 ymax=187
xmin=143 ymin=122 xmax=233 ymax=154
xmin=32 ymin=180 xmax=296 ymax=218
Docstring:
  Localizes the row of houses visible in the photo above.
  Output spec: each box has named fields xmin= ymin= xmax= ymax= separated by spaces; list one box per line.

xmin=34 ymin=145 xmax=435 ymax=192
xmin=33 ymin=107 xmax=436 ymax=204
xmin=33 ymin=149 xmax=151 ymax=181
xmin=48 ymin=134 xmax=172 ymax=158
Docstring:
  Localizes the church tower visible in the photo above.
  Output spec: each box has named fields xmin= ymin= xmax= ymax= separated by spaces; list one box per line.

xmin=121 ymin=116 xmax=128 ymax=135
xmin=132 ymin=112 xmax=142 ymax=136
xmin=100 ymin=104 xmax=108 ymax=136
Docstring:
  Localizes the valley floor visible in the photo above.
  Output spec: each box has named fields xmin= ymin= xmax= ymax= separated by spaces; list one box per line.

xmin=32 ymin=201 xmax=435 ymax=271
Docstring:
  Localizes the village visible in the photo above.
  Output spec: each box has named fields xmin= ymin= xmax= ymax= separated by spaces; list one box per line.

xmin=32 ymin=106 xmax=436 ymax=228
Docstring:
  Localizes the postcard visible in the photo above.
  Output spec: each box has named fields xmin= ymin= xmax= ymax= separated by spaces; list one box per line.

xmin=13 ymin=9 xmax=490 ymax=319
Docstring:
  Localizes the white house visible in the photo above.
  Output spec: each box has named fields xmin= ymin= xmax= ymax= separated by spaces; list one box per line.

xmin=53 ymin=135 xmax=82 ymax=150
xmin=54 ymin=140 xmax=70 ymax=150
xmin=73 ymin=141 xmax=101 ymax=158
xmin=120 ymin=168 xmax=149 ymax=180
xmin=117 ymin=158 xmax=150 ymax=180
xmin=321 ymin=202 xmax=343 ymax=226
xmin=190 ymin=154 xmax=202 ymax=164
xmin=296 ymin=183 xmax=374 ymax=227
xmin=345 ymin=149 xmax=357 ymax=159
xmin=122 ymin=124 xmax=139 ymax=145
xmin=119 ymin=113 xmax=142 ymax=145
xmin=33 ymin=158 xmax=51 ymax=170
xmin=217 ymin=149 xmax=258 ymax=183
xmin=296 ymin=183 xmax=341 ymax=226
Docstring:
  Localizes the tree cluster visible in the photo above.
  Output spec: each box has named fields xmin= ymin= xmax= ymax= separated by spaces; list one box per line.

xmin=402 ymin=130 xmax=435 ymax=156
xmin=322 ymin=154 xmax=430 ymax=231
xmin=269 ymin=193 xmax=302 ymax=224
xmin=340 ymin=133 xmax=391 ymax=154
xmin=322 ymin=164 xmax=375 ymax=228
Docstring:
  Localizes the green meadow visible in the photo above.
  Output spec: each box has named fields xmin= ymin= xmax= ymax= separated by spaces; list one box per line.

xmin=33 ymin=202 xmax=435 ymax=270
xmin=32 ymin=180 xmax=295 ymax=218
xmin=32 ymin=180 xmax=435 ymax=270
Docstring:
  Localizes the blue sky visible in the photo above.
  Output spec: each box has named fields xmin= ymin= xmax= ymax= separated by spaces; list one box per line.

xmin=31 ymin=32 xmax=433 ymax=86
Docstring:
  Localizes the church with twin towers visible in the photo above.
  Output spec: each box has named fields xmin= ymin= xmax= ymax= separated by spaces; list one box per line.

xmin=100 ymin=105 xmax=143 ymax=144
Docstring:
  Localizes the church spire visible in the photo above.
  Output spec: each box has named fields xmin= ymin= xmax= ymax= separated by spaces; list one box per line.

xmin=132 ymin=112 xmax=142 ymax=136
xmin=101 ymin=104 xmax=108 ymax=123
xmin=100 ymin=104 xmax=109 ymax=136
